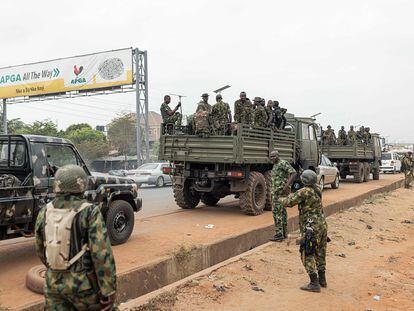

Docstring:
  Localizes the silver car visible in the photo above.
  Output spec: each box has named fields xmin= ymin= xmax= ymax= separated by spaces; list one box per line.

xmin=131 ymin=163 xmax=172 ymax=187
xmin=317 ymin=154 xmax=340 ymax=190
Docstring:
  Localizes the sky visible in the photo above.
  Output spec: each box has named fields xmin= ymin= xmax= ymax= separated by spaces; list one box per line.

xmin=0 ymin=0 xmax=413 ymax=143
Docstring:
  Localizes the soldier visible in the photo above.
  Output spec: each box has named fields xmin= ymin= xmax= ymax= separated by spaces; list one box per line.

xmin=269 ymin=150 xmax=297 ymax=242
xmin=266 ymin=100 xmax=274 ymax=127
xmin=348 ymin=125 xmax=357 ymax=144
xmin=211 ymin=94 xmax=232 ymax=135
xmin=160 ymin=95 xmax=182 ymax=126
xmin=196 ymin=93 xmax=212 ymax=113
xmin=279 ymin=170 xmax=328 ymax=292
xmin=35 ymin=165 xmax=116 ymax=310
xmin=337 ymin=126 xmax=347 ymax=145
xmin=252 ymin=97 xmax=268 ymax=128
xmin=363 ymin=127 xmax=372 ymax=144
xmin=401 ymin=151 xmax=413 ymax=189
xmin=234 ymin=91 xmax=253 ymax=124
xmin=356 ymin=126 xmax=365 ymax=142
xmin=322 ymin=125 xmax=336 ymax=145
xmin=273 ymin=101 xmax=287 ymax=129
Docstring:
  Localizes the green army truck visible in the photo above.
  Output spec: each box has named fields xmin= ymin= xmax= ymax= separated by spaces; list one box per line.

xmin=159 ymin=113 xmax=320 ymax=215
xmin=320 ymin=134 xmax=382 ymax=183
xmin=0 ymin=134 xmax=142 ymax=245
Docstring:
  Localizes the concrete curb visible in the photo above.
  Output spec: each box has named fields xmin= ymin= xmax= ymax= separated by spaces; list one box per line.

xmin=20 ymin=178 xmax=404 ymax=311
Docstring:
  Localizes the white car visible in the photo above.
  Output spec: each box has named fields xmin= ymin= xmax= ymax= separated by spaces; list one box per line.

xmin=380 ymin=152 xmax=401 ymax=174
xmin=317 ymin=154 xmax=340 ymax=191
xmin=130 ymin=163 xmax=173 ymax=187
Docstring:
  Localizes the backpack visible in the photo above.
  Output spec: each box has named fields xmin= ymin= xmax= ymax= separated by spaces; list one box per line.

xmin=44 ymin=202 xmax=91 ymax=270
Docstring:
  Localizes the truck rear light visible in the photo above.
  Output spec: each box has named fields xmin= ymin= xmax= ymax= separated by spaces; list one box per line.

xmin=349 ymin=161 xmax=357 ymax=165
xmin=162 ymin=167 xmax=173 ymax=174
xmin=227 ymin=171 xmax=243 ymax=178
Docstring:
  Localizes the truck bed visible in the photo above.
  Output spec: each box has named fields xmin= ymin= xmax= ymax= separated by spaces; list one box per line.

xmin=159 ymin=126 xmax=296 ymax=164
xmin=321 ymin=143 xmax=374 ymax=160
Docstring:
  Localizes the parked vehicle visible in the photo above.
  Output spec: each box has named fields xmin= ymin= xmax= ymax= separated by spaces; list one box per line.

xmin=131 ymin=163 xmax=173 ymax=187
xmin=317 ymin=154 xmax=340 ymax=190
xmin=159 ymin=113 xmax=320 ymax=215
xmin=0 ymin=135 xmax=142 ymax=245
xmin=108 ymin=169 xmax=129 ymax=177
xmin=380 ymin=152 xmax=402 ymax=174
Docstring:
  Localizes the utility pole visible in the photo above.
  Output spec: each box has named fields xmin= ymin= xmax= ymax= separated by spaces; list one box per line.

xmin=2 ymin=99 xmax=7 ymax=134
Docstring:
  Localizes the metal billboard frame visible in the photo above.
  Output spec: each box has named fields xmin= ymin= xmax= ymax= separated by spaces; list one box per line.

xmin=1 ymin=48 xmax=149 ymax=166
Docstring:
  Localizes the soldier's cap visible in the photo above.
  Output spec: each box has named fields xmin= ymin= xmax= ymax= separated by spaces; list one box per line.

xmin=216 ymin=94 xmax=222 ymax=99
xmin=253 ymin=97 xmax=262 ymax=102
xmin=201 ymin=93 xmax=209 ymax=97
xmin=327 ymin=125 xmax=331 ymax=128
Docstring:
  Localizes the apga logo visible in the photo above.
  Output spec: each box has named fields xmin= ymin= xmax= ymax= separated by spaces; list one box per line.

xmin=71 ymin=65 xmax=86 ymax=84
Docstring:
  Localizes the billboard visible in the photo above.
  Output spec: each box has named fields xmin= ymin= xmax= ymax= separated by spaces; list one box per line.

xmin=0 ymin=48 xmax=133 ymax=99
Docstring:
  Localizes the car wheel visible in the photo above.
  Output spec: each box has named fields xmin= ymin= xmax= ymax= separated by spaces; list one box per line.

xmin=331 ymin=175 xmax=339 ymax=189
xmin=319 ymin=176 xmax=324 ymax=191
xmin=156 ymin=176 xmax=165 ymax=187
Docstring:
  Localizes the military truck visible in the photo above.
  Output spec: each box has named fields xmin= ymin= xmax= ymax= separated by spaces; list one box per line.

xmin=0 ymin=135 xmax=142 ymax=245
xmin=159 ymin=113 xmax=320 ymax=215
xmin=320 ymin=135 xmax=382 ymax=183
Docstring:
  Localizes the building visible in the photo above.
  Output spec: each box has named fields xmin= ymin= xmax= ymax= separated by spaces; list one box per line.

xmin=140 ymin=111 xmax=163 ymax=144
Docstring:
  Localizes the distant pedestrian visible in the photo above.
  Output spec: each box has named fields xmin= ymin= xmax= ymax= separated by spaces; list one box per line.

xmin=401 ymin=151 xmax=413 ymax=189
xmin=269 ymin=150 xmax=297 ymax=242
xmin=35 ymin=165 xmax=116 ymax=310
xmin=279 ymin=169 xmax=327 ymax=292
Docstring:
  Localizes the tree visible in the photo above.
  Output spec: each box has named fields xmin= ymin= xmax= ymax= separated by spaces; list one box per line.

xmin=65 ymin=123 xmax=92 ymax=134
xmin=107 ymin=113 xmax=137 ymax=157
xmin=18 ymin=119 xmax=59 ymax=136
xmin=66 ymin=127 xmax=110 ymax=163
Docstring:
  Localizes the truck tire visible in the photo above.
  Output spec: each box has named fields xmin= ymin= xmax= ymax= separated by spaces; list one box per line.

xmin=264 ymin=171 xmax=272 ymax=211
xmin=363 ymin=162 xmax=370 ymax=182
xmin=26 ymin=265 xmax=46 ymax=294
xmin=354 ymin=163 xmax=364 ymax=183
xmin=174 ymin=181 xmax=200 ymax=209
xmin=240 ymin=171 xmax=266 ymax=216
xmin=201 ymin=193 xmax=220 ymax=206
xmin=373 ymin=164 xmax=380 ymax=180
xmin=106 ymin=200 xmax=135 ymax=245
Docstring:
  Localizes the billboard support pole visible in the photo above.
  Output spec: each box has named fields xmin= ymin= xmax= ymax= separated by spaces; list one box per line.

xmin=2 ymin=99 xmax=7 ymax=134
xmin=134 ymin=48 xmax=149 ymax=167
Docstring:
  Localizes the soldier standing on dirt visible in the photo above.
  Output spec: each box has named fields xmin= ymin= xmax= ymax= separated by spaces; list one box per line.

xmin=269 ymin=150 xmax=297 ymax=242
xmin=234 ymin=91 xmax=253 ymax=125
xmin=160 ymin=95 xmax=182 ymax=126
xmin=211 ymin=94 xmax=232 ymax=135
xmin=279 ymin=170 xmax=328 ymax=292
xmin=401 ymin=151 xmax=413 ymax=189
xmin=35 ymin=165 xmax=116 ymax=310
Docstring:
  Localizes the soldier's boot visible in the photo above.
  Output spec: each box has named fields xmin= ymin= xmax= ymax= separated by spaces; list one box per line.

xmin=300 ymin=273 xmax=321 ymax=293
xmin=318 ymin=270 xmax=327 ymax=288
xmin=283 ymin=224 xmax=288 ymax=238
xmin=269 ymin=234 xmax=285 ymax=242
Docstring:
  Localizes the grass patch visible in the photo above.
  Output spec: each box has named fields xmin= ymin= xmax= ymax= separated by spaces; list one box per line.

xmin=132 ymin=290 xmax=178 ymax=311
xmin=172 ymin=244 xmax=195 ymax=265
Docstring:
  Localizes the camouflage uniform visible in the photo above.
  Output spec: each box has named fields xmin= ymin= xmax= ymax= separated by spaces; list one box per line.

xmin=253 ymin=105 xmax=268 ymax=128
xmin=337 ymin=127 xmax=347 ymax=145
xmin=271 ymin=159 xmax=296 ymax=238
xmin=280 ymin=186 xmax=327 ymax=276
xmin=348 ymin=127 xmax=357 ymax=144
xmin=363 ymin=128 xmax=371 ymax=144
xmin=160 ymin=102 xmax=181 ymax=126
xmin=322 ymin=127 xmax=336 ymax=145
xmin=356 ymin=126 xmax=365 ymax=142
xmin=401 ymin=154 xmax=413 ymax=188
xmin=196 ymin=101 xmax=212 ymax=114
xmin=234 ymin=99 xmax=253 ymax=124
xmin=35 ymin=165 xmax=116 ymax=310
xmin=211 ymin=100 xmax=231 ymax=135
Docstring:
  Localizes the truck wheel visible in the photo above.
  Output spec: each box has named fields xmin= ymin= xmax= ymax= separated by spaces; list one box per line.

xmin=331 ymin=175 xmax=339 ymax=189
xmin=240 ymin=171 xmax=266 ymax=216
xmin=174 ymin=181 xmax=200 ymax=209
xmin=201 ymin=193 xmax=220 ymax=206
xmin=26 ymin=265 xmax=46 ymax=294
xmin=264 ymin=171 xmax=272 ymax=211
xmin=363 ymin=162 xmax=370 ymax=182
xmin=373 ymin=164 xmax=380 ymax=180
xmin=106 ymin=200 xmax=135 ymax=245
xmin=354 ymin=163 xmax=364 ymax=183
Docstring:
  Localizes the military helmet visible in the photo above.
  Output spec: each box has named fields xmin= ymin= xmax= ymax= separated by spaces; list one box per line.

xmin=253 ymin=96 xmax=262 ymax=102
xmin=327 ymin=125 xmax=331 ymax=129
xmin=216 ymin=94 xmax=222 ymax=100
xmin=201 ymin=93 xmax=209 ymax=98
xmin=53 ymin=165 xmax=88 ymax=194
xmin=300 ymin=169 xmax=317 ymax=186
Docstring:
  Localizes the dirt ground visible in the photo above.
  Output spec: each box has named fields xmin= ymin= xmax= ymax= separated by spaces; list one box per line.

xmin=132 ymin=188 xmax=414 ymax=311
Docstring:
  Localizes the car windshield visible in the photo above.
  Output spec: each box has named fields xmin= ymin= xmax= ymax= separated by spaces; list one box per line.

xmin=0 ymin=140 xmax=27 ymax=167
xmin=138 ymin=163 xmax=158 ymax=170
xmin=381 ymin=153 xmax=391 ymax=160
